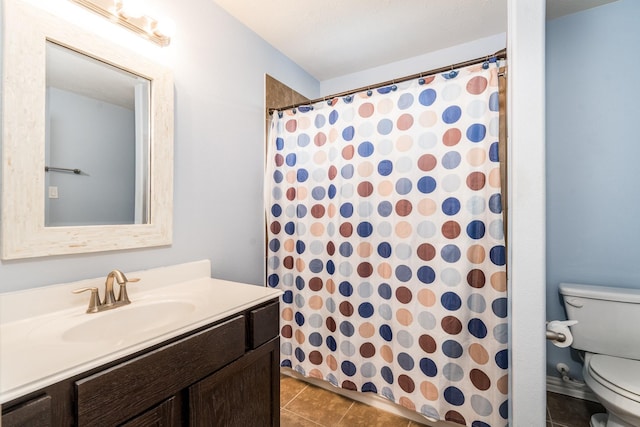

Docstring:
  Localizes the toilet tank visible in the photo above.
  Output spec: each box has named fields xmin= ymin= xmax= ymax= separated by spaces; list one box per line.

xmin=559 ymin=283 xmax=640 ymax=360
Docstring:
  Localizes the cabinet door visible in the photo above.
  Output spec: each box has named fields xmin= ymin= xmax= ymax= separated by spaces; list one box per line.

xmin=189 ymin=338 xmax=280 ymax=427
xmin=120 ymin=396 xmax=179 ymax=427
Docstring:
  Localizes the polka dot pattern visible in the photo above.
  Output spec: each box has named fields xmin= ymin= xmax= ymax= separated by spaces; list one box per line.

xmin=267 ymin=64 xmax=507 ymax=427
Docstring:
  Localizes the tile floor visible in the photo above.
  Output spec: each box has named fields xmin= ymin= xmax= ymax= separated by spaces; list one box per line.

xmin=546 ymin=391 xmax=605 ymax=427
xmin=280 ymin=375 xmax=607 ymax=427
xmin=280 ymin=374 xmax=427 ymax=426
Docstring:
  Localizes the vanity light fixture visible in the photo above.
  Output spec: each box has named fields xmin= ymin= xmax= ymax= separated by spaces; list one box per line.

xmin=70 ymin=0 xmax=175 ymax=46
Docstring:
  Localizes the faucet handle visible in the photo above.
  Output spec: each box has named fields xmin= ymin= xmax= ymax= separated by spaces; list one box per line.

xmin=73 ymin=287 xmax=101 ymax=313
xmin=116 ymin=277 xmax=140 ymax=304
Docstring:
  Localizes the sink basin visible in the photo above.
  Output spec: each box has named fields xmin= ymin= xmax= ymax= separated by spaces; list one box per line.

xmin=64 ymin=301 xmax=196 ymax=343
xmin=31 ymin=300 xmax=197 ymax=345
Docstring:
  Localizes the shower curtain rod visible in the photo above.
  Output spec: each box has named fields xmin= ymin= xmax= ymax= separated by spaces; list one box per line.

xmin=269 ymin=48 xmax=507 ymax=114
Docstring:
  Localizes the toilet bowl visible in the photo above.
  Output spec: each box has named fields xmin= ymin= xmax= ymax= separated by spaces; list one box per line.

xmin=582 ymin=353 xmax=640 ymax=427
xmin=559 ymin=283 xmax=640 ymax=427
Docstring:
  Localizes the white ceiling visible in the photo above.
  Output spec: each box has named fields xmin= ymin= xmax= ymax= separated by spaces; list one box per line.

xmin=47 ymin=41 xmax=143 ymax=109
xmin=212 ymin=0 xmax=616 ymax=81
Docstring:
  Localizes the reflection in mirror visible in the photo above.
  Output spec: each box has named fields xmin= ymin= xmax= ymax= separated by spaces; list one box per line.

xmin=45 ymin=41 xmax=150 ymax=226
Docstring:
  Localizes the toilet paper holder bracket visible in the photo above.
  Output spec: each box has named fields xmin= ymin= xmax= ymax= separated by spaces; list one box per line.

xmin=545 ymin=320 xmax=578 ymax=344
xmin=546 ymin=327 xmax=566 ymax=342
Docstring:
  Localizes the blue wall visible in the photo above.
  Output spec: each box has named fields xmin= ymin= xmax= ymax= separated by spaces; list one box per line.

xmin=546 ymin=0 xmax=640 ymax=379
xmin=46 ymin=88 xmax=135 ymax=226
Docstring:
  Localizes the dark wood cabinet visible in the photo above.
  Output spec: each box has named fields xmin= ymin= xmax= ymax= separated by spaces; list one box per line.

xmin=189 ymin=338 xmax=279 ymax=427
xmin=1 ymin=395 xmax=52 ymax=427
xmin=120 ymin=396 xmax=179 ymax=427
xmin=1 ymin=299 xmax=280 ymax=427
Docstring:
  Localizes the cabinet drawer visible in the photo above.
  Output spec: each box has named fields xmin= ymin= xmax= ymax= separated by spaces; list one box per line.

xmin=1 ymin=394 xmax=51 ymax=427
xmin=248 ymin=300 xmax=279 ymax=349
xmin=76 ymin=315 xmax=245 ymax=426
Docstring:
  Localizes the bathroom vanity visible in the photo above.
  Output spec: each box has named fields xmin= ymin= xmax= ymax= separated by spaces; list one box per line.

xmin=0 ymin=261 xmax=282 ymax=426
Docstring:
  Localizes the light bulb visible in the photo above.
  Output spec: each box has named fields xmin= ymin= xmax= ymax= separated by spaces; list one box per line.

xmin=117 ymin=0 xmax=144 ymax=19
xmin=153 ymin=18 xmax=176 ymax=38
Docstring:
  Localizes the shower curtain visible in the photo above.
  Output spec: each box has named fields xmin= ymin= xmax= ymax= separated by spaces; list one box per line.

xmin=265 ymin=63 xmax=507 ymax=427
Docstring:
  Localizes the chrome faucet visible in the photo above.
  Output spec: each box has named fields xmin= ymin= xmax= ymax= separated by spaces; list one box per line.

xmin=73 ymin=270 xmax=140 ymax=313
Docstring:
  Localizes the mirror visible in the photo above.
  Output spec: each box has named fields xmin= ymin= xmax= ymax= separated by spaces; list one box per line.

xmin=45 ymin=41 xmax=151 ymax=227
xmin=1 ymin=0 xmax=174 ymax=259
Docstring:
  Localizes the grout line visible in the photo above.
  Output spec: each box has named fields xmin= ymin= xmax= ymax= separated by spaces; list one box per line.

xmin=281 ymin=382 xmax=309 ymax=409
xmin=547 ymin=406 xmax=553 ymax=424
xmin=281 ymin=408 xmax=324 ymax=426
xmin=334 ymin=401 xmax=355 ymax=426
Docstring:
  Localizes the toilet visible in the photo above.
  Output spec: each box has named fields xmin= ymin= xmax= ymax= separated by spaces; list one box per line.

xmin=559 ymin=283 xmax=640 ymax=427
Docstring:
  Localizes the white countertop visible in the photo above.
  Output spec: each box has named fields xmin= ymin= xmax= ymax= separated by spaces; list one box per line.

xmin=0 ymin=260 xmax=282 ymax=404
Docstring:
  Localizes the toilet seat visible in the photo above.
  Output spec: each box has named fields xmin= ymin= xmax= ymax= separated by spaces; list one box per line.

xmin=588 ymin=354 xmax=640 ymax=404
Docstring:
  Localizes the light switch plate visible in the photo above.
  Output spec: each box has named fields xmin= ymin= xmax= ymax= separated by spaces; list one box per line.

xmin=48 ymin=186 xmax=58 ymax=199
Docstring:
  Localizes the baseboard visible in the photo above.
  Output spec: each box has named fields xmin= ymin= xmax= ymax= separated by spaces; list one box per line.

xmin=547 ymin=375 xmax=599 ymax=402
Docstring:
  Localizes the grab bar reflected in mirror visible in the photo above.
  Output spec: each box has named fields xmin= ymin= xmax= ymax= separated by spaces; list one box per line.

xmin=45 ymin=166 xmax=82 ymax=175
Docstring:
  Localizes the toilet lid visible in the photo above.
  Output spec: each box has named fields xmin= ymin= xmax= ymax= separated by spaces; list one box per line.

xmin=589 ymin=354 xmax=640 ymax=401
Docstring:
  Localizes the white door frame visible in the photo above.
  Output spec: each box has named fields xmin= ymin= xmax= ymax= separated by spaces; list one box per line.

xmin=507 ymin=1 xmax=547 ymax=425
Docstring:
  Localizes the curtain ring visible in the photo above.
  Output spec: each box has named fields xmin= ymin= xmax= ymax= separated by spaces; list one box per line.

xmin=443 ymin=70 xmax=458 ymax=79
xmin=443 ymin=65 xmax=458 ymax=79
